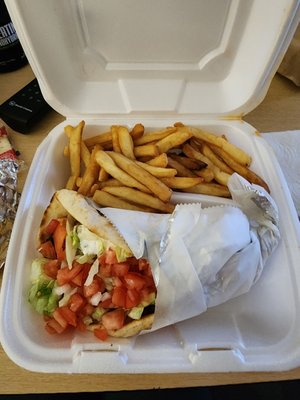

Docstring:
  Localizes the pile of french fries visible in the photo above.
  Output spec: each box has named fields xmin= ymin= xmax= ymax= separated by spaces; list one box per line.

xmin=63 ymin=121 xmax=269 ymax=213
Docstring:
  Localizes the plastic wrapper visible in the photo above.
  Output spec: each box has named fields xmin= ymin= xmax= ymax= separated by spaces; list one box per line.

xmin=98 ymin=173 xmax=280 ymax=333
xmin=0 ymin=126 xmax=20 ymax=268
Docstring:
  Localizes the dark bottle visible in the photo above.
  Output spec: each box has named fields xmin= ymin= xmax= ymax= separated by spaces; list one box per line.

xmin=0 ymin=0 xmax=27 ymax=72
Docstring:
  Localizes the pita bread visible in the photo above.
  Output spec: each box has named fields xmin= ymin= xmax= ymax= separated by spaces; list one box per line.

xmin=38 ymin=192 xmax=68 ymax=244
xmin=55 ymin=189 xmax=132 ymax=256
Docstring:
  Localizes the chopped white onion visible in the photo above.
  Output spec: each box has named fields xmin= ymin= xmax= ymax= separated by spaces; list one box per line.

xmin=89 ymin=291 xmax=103 ymax=306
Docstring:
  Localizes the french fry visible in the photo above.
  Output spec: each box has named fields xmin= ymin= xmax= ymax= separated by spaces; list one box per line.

xmin=64 ymin=120 xmax=84 ymax=188
xmin=182 ymin=143 xmax=230 ymax=186
xmin=81 ymin=141 xmax=91 ymax=168
xmin=135 ymin=160 xmax=177 ymax=178
xmin=98 ymin=167 xmax=109 ymax=182
xmin=84 ymin=124 xmax=144 ymax=148
xmin=93 ymin=190 xmax=155 ymax=212
xmin=170 ymin=154 xmax=206 ymax=170
xmin=133 ymin=127 xmax=176 ymax=146
xmin=95 ymin=150 xmax=151 ymax=193
xmin=118 ymin=126 xmax=135 ymax=159
xmin=185 ymin=183 xmax=231 ymax=198
xmin=111 ymin=125 xmax=122 ymax=153
xmin=78 ymin=145 xmax=101 ymax=195
xmin=156 ymin=129 xmax=192 ymax=154
xmin=130 ymin=123 xmax=144 ymax=140
xmin=194 ymin=167 xmax=215 ymax=182
xmin=89 ymin=183 xmax=100 ymax=197
xmin=97 ymin=178 xmax=123 ymax=189
xmin=76 ymin=176 xmax=82 ymax=187
xmin=102 ymin=186 xmax=175 ymax=213
xmin=161 ymin=176 xmax=203 ymax=189
xmin=209 ymin=144 xmax=270 ymax=192
xmin=107 ymin=151 xmax=172 ymax=202
xmin=84 ymin=130 xmax=111 ymax=147
xmin=146 ymin=153 xmax=168 ymax=168
xmin=201 ymin=143 xmax=234 ymax=174
xmin=134 ymin=144 xmax=160 ymax=158
xmin=66 ymin=175 xmax=78 ymax=190
xmin=189 ymin=127 xmax=252 ymax=166
xmin=167 ymin=156 xmax=196 ymax=177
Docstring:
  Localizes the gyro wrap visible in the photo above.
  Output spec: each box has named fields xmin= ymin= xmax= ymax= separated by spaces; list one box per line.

xmin=100 ymin=173 xmax=280 ymax=332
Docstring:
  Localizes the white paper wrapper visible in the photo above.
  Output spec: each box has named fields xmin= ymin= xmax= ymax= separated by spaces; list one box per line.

xmin=96 ymin=173 xmax=280 ymax=333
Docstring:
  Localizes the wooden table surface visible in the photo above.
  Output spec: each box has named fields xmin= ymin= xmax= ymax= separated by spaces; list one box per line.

xmin=1 ymin=64 xmax=300 ymax=394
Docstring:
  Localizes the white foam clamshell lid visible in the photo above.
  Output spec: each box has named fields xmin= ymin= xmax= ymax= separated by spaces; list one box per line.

xmin=1 ymin=0 xmax=300 ymax=373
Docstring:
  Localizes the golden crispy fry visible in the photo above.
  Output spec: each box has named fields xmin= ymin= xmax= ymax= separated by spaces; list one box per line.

xmin=182 ymin=143 xmax=230 ymax=186
xmin=210 ymin=144 xmax=270 ymax=192
xmin=78 ymin=145 xmax=101 ymax=196
xmin=167 ymin=156 xmax=196 ymax=177
xmin=161 ymin=176 xmax=203 ymax=189
xmin=118 ymin=126 xmax=135 ymax=159
xmin=95 ymin=150 xmax=151 ymax=193
xmin=130 ymin=123 xmax=144 ymax=140
xmin=93 ymin=190 xmax=156 ymax=212
xmin=84 ymin=130 xmax=111 ymax=147
xmin=89 ymin=183 xmax=100 ymax=197
xmin=66 ymin=175 xmax=78 ymax=190
xmin=98 ymin=178 xmax=123 ymax=188
xmin=135 ymin=160 xmax=177 ymax=178
xmin=194 ymin=167 xmax=215 ymax=182
xmin=146 ymin=153 xmax=168 ymax=167
xmin=133 ymin=127 xmax=176 ymax=146
xmin=76 ymin=176 xmax=82 ymax=187
xmin=102 ymin=186 xmax=175 ymax=213
xmin=111 ymin=125 xmax=122 ymax=153
xmin=98 ymin=167 xmax=110 ymax=182
xmin=170 ymin=154 xmax=206 ymax=170
xmin=64 ymin=120 xmax=84 ymax=187
xmin=185 ymin=183 xmax=231 ymax=198
xmin=81 ymin=141 xmax=91 ymax=168
xmin=201 ymin=143 xmax=234 ymax=174
xmin=156 ymin=129 xmax=192 ymax=154
xmin=189 ymin=127 xmax=252 ymax=166
xmin=107 ymin=151 xmax=172 ymax=202
xmin=134 ymin=144 xmax=160 ymax=158
xmin=84 ymin=124 xmax=144 ymax=148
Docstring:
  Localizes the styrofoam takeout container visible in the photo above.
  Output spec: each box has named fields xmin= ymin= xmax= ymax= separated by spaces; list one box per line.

xmin=1 ymin=0 xmax=300 ymax=373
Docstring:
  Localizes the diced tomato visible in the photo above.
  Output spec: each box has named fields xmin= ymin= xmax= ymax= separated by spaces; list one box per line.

xmin=141 ymin=287 xmax=156 ymax=302
xmin=124 ymin=272 xmax=146 ymax=291
xmin=125 ymin=288 xmax=141 ymax=309
xmin=71 ymin=263 xmax=91 ymax=287
xmin=99 ymin=263 xmax=112 ymax=277
xmin=94 ymin=328 xmax=108 ymax=341
xmin=68 ymin=293 xmax=86 ymax=313
xmin=111 ymin=262 xmax=130 ymax=277
xmin=58 ymin=306 xmax=77 ymax=327
xmin=102 ymin=309 xmax=125 ymax=330
xmin=53 ymin=219 xmax=67 ymax=261
xmin=79 ymin=303 xmax=95 ymax=317
xmin=56 ymin=262 xmax=83 ymax=286
xmin=99 ymin=297 xmax=115 ymax=309
xmin=83 ymin=276 xmax=105 ymax=298
xmin=104 ymin=248 xmax=118 ymax=265
xmin=41 ymin=219 xmax=60 ymax=241
xmin=45 ymin=318 xmax=66 ymax=334
xmin=53 ymin=308 xmax=68 ymax=330
xmin=77 ymin=318 xmax=87 ymax=332
xmin=111 ymin=286 xmax=127 ymax=308
xmin=143 ymin=275 xmax=156 ymax=291
xmin=113 ymin=276 xmax=124 ymax=287
xmin=38 ymin=240 xmax=56 ymax=259
xmin=43 ymin=259 xmax=60 ymax=279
